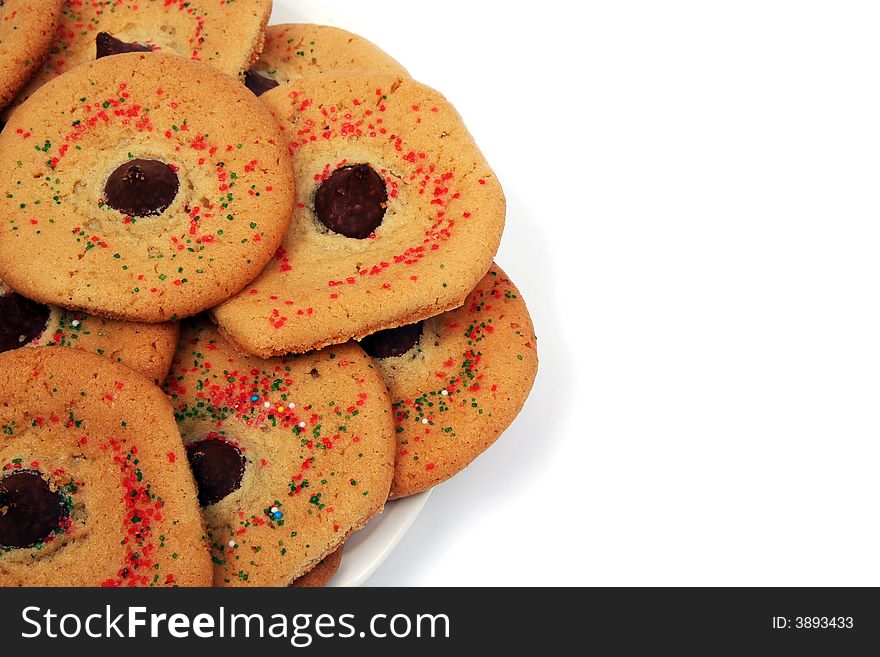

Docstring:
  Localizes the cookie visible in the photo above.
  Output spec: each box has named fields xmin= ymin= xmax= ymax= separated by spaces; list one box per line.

xmin=164 ymin=320 xmax=395 ymax=586
xmin=291 ymin=545 xmax=343 ymax=588
xmin=0 ymin=347 xmax=211 ymax=586
xmin=245 ymin=24 xmax=407 ymax=96
xmin=7 ymin=0 xmax=271 ymax=115
xmin=0 ymin=280 xmax=178 ymax=384
xmin=361 ymin=264 xmax=538 ymax=499
xmin=0 ymin=52 xmax=295 ymax=322
xmin=213 ymin=74 xmax=505 ymax=357
xmin=0 ymin=0 xmax=63 ymax=109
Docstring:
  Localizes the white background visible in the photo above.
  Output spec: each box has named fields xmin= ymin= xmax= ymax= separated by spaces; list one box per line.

xmin=280 ymin=1 xmax=880 ymax=586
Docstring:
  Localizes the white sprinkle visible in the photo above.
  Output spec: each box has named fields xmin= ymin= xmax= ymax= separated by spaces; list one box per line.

xmin=299 ymin=421 xmax=306 ymax=428
xmin=264 ymin=401 xmax=271 ymax=409
xmin=270 ymin=506 xmax=279 ymax=513
xmin=288 ymin=402 xmax=296 ymax=409
xmin=228 ymin=540 xmax=236 ymax=548
xmin=71 ymin=320 xmax=80 ymax=328
xmin=441 ymin=390 xmax=449 ymax=396
xmin=422 ymin=418 xmax=429 ymax=425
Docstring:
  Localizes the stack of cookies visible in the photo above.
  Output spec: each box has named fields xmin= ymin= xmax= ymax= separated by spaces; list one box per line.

xmin=0 ymin=1 xmax=538 ymax=587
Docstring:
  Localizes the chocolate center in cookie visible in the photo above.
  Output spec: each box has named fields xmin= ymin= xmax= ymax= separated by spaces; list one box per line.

xmin=244 ymin=70 xmax=280 ymax=97
xmin=104 ymin=159 xmax=179 ymax=217
xmin=186 ymin=440 xmax=246 ymax=506
xmin=96 ymin=32 xmax=153 ymax=59
xmin=0 ymin=292 xmax=50 ymax=353
xmin=360 ymin=322 xmax=424 ymax=359
xmin=0 ymin=471 xmax=68 ymax=549
xmin=314 ymin=164 xmax=388 ymax=239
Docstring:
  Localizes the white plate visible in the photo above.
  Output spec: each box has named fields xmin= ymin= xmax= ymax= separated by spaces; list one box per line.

xmin=329 ymin=492 xmax=431 ymax=587
xmin=268 ymin=0 xmax=431 ymax=588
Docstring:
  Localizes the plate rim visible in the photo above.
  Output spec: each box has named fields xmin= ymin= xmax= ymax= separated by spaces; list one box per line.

xmin=329 ymin=491 xmax=432 ymax=587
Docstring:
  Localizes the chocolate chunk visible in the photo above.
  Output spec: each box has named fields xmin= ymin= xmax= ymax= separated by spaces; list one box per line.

xmin=244 ymin=70 xmax=280 ymax=97
xmin=0 ymin=471 xmax=67 ymax=549
xmin=360 ymin=322 xmax=423 ymax=359
xmin=314 ymin=164 xmax=388 ymax=239
xmin=186 ymin=439 xmax=246 ymax=506
xmin=0 ymin=292 xmax=50 ymax=353
xmin=96 ymin=32 xmax=153 ymax=59
xmin=104 ymin=159 xmax=179 ymax=217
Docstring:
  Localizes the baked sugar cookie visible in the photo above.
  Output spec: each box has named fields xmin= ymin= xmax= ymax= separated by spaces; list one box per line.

xmin=164 ymin=320 xmax=394 ymax=586
xmin=291 ymin=545 xmax=343 ymax=588
xmin=0 ymin=0 xmax=63 ymax=109
xmin=0 ymin=53 xmax=294 ymax=322
xmin=361 ymin=264 xmax=537 ymax=499
xmin=8 ymin=0 xmax=271 ymax=114
xmin=214 ymin=74 xmax=505 ymax=357
xmin=0 ymin=280 xmax=178 ymax=384
xmin=245 ymin=24 xmax=407 ymax=96
xmin=0 ymin=347 xmax=211 ymax=586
